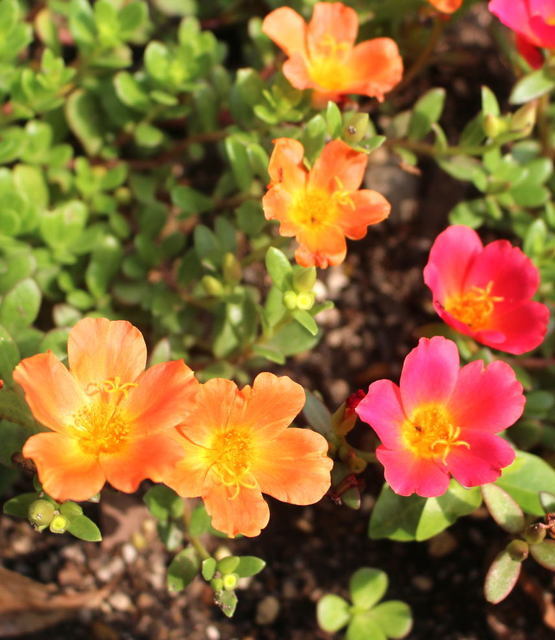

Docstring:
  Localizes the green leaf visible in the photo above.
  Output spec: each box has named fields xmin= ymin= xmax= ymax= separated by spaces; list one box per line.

xmin=346 ymin=614 xmax=387 ymax=640
xmin=481 ymin=85 xmax=500 ymax=116
xmin=317 ymin=594 xmax=351 ymax=632
xmin=225 ymin=135 xmax=253 ymax=192
xmin=530 ymin=539 xmax=555 ymax=571
xmin=349 ymin=568 xmax=388 ymax=610
xmin=371 ymin=601 xmax=413 ymax=639
xmin=0 ymin=324 xmax=19 ymax=384
xmin=3 ymin=492 xmax=38 ymax=518
xmin=201 ymin=557 xmax=216 ymax=581
xmin=326 ymin=101 xmax=342 ymax=137
xmin=408 ymin=88 xmax=446 ymax=140
xmin=215 ymin=589 xmax=238 ymax=618
xmin=303 ymin=391 xmax=333 ymax=437
xmin=114 ymin=71 xmax=151 ymax=110
xmin=496 ymin=451 xmax=555 ymax=515
xmin=143 ymin=485 xmax=183 ymax=523
xmin=0 ymin=278 xmax=41 ymax=332
xmin=252 ymin=344 xmax=285 ymax=365
xmin=510 ymin=68 xmax=555 ymax=104
xmin=265 ymin=321 xmax=319 ymax=357
xmin=171 ymin=185 xmax=212 ymax=217
xmin=0 ymin=390 xmax=39 ymax=431
xmin=292 ymin=309 xmax=318 ymax=336
xmin=484 ymin=549 xmax=522 ymax=604
xmin=481 ymin=483 xmax=525 ymax=534
xmin=235 ymin=556 xmax=266 ymax=578
xmin=217 ymin=555 xmax=240 ymax=575
xmin=65 ymin=90 xmax=105 ymax=156
xmin=167 ymin=547 xmax=199 ymax=592
xmin=67 ymin=514 xmax=102 ymax=542
xmin=189 ymin=504 xmax=211 ymax=537
xmin=523 ymin=219 xmax=547 ymax=257
xmin=265 ymin=247 xmax=292 ymax=290
xmin=540 ymin=492 xmax=555 ymax=513
xmin=85 ymin=235 xmax=123 ymax=298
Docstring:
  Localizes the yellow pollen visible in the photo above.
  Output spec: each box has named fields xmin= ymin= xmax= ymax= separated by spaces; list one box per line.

xmin=402 ymin=404 xmax=469 ymax=462
xmin=444 ymin=281 xmax=503 ymax=330
xmin=308 ymin=34 xmax=350 ymax=91
xmin=206 ymin=427 xmax=256 ymax=499
xmin=86 ymin=376 xmax=138 ymax=398
xmin=290 ymin=188 xmax=337 ymax=228
xmin=332 ymin=177 xmax=355 ymax=209
xmin=71 ymin=400 xmax=130 ymax=455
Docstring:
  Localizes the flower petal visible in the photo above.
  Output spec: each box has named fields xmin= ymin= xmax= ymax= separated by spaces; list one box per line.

xmin=481 ymin=300 xmax=549 ymax=354
xmin=262 ymin=7 xmax=307 ymax=57
xmin=254 ymin=428 xmax=332 ymax=504
xmin=100 ymin=430 xmax=184 ymax=494
xmin=428 ymin=0 xmax=462 ymax=13
xmin=203 ymin=483 xmax=270 ymax=538
xmin=262 ymin=185 xmax=299 ymax=236
xmin=283 ymin=54 xmax=313 ymax=90
xmin=307 ymin=2 xmax=358 ymax=55
xmin=376 ymin=446 xmax=450 ymax=498
xmin=240 ymin=372 xmax=306 ymax=439
xmin=356 ymin=380 xmax=406 ymax=449
xmin=121 ymin=360 xmax=199 ymax=436
xmin=295 ymin=224 xmax=347 ymax=268
xmin=446 ymin=432 xmax=515 ymax=487
xmin=338 ymin=189 xmax=390 ymax=239
xmin=309 ymin=139 xmax=368 ymax=193
xmin=423 ymin=225 xmax=483 ymax=303
xmin=22 ymin=432 xmax=104 ymax=501
xmin=267 ymin=138 xmax=307 ymax=191
xmin=13 ymin=352 xmax=86 ymax=434
xmin=159 ymin=437 xmax=209 ymax=498
xmin=515 ymin=33 xmax=544 ymax=69
xmin=68 ymin=317 xmax=147 ymax=389
xmin=345 ymin=39 xmax=403 ymax=100
xmin=448 ymin=360 xmax=525 ymax=433
xmin=400 ymin=337 xmax=460 ymax=416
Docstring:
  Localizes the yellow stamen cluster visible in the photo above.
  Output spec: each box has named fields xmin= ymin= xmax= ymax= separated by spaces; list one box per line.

xmin=290 ymin=182 xmax=353 ymax=230
xmin=444 ymin=281 xmax=503 ymax=330
xmin=402 ymin=404 xmax=469 ymax=462
xmin=308 ymin=34 xmax=350 ymax=90
xmin=206 ymin=427 xmax=257 ymax=499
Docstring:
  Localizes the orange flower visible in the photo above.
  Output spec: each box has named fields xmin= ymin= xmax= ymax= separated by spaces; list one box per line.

xmin=161 ymin=373 xmax=333 ymax=538
xmin=262 ymin=2 xmax=403 ymax=102
xmin=14 ymin=318 xmax=199 ymax=502
xmin=428 ymin=0 xmax=462 ymax=13
xmin=262 ymin=138 xmax=390 ymax=268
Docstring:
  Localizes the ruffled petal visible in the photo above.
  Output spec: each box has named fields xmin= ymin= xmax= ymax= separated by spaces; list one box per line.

xmin=376 ymin=446 xmax=450 ymax=498
xmin=345 ymin=39 xmax=403 ymax=100
xmin=100 ymin=430 xmax=184 ymax=494
xmin=262 ymin=7 xmax=308 ymax=57
xmin=448 ymin=360 xmax=525 ymax=433
xmin=446 ymin=432 xmax=515 ymax=487
xmin=423 ymin=225 xmax=483 ymax=303
xmin=307 ymin=2 xmax=358 ymax=55
xmin=309 ymin=139 xmax=368 ymax=193
xmin=480 ymin=300 xmax=549 ymax=354
xmin=253 ymin=428 xmax=332 ymax=504
xmin=159 ymin=437 xmax=209 ymax=498
xmin=68 ymin=317 xmax=147 ymax=389
xmin=294 ymin=224 xmax=347 ymax=268
xmin=240 ymin=372 xmax=306 ymax=439
xmin=262 ymin=185 xmax=299 ymax=236
xmin=121 ymin=360 xmax=199 ymax=436
xmin=400 ymin=337 xmax=460 ymax=416
xmin=203 ymin=483 xmax=270 ymax=538
xmin=356 ymin=380 xmax=406 ymax=449
xmin=267 ymin=138 xmax=307 ymax=191
xmin=338 ymin=189 xmax=390 ymax=239
xmin=22 ymin=432 xmax=104 ymax=502
xmin=13 ymin=352 xmax=86 ymax=434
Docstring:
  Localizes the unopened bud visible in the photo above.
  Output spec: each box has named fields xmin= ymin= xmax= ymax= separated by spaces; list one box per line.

xmin=28 ymin=499 xmax=55 ymax=529
xmin=345 ymin=389 xmax=366 ymax=414
xmin=296 ymin=291 xmax=315 ymax=310
xmin=343 ymin=112 xmax=370 ymax=143
xmin=506 ymin=538 xmax=529 ymax=562
xmin=210 ymin=577 xmax=224 ymax=591
xmin=510 ymin=102 xmax=537 ymax=136
xmin=222 ymin=573 xmax=238 ymax=591
xmin=222 ymin=253 xmax=242 ymax=284
xmin=115 ymin=187 xmax=131 ymax=204
xmin=49 ymin=514 xmax=69 ymax=534
xmin=483 ymin=114 xmax=506 ymax=139
xmin=292 ymin=266 xmax=317 ymax=292
xmin=523 ymin=522 xmax=547 ymax=545
xmin=283 ymin=290 xmax=298 ymax=310
xmin=202 ymin=275 xmax=224 ymax=297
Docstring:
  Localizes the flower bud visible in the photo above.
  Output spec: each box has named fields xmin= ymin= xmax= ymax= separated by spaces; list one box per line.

xmin=296 ymin=292 xmax=315 ymax=310
xmin=28 ymin=499 xmax=56 ymax=529
xmin=483 ymin=114 xmax=506 ymax=139
xmin=283 ymin=290 xmax=298 ymax=310
xmin=222 ymin=573 xmax=238 ymax=591
xmin=523 ymin=522 xmax=547 ymax=545
xmin=506 ymin=538 xmax=529 ymax=562
xmin=222 ymin=253 xmax=242 ymax=284
xmin=115 ymin=187 xmax=132 ymax=204
xmin=210 ymin=577 xmax=224 ymax=592
xmin=202 ymin=275 xmax=224 ymax=297
xmin=510 ymin=102 xmax=537 ymax=136
xmin=343 ymin=112 xmax=370 ymax=143
xmin=292 ymin=266 xmax=316 ymax=292
xmin=49 ymin=514 xmax=69 ymax=534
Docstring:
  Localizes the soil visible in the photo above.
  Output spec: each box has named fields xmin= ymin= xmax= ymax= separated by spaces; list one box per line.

xmin=1 ymin=5 xmax=554 ymax=640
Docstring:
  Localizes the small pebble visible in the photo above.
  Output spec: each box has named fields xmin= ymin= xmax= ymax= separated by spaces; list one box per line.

xmin=255 ymin=595 xmax=280 ymax=625
xmin=121 ymin=543 xmax=138 ymax=565
xmin=206 ymin=625 xmax=220 ymax=640
xmin=412 ymin=575 xmax=433 ymax=592
xmin=109 ymin=591 xmax=133 ymax=612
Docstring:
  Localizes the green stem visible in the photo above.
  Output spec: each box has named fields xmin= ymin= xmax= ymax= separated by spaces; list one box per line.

xmin=387 ymin=138 xmax=495 ymax=158
xmin=399 ymin=16 xmax=446 ymax=88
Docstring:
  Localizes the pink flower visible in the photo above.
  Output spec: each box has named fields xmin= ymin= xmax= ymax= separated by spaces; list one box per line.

xmin=424 ymin=225 xmax=549 ymax=355
xmin=489 ymin=0 xmax=555 ymax=68
xmin=356 ymin=337 xmax=525 ymax=498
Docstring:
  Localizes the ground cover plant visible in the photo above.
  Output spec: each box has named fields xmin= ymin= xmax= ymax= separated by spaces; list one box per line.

xmin=1 ymin=0 xmax=555 ymax=638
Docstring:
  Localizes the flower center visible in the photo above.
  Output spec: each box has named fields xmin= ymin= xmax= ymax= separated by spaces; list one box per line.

xmin=290 ymin=182 xmax=354 ymax=229
xmin=70 ymin=377 xmax=137 ymax=455
xmin=402 ymin=404 xmax=469 ymax=462
xmin=444 ymin=281 xmax=503 ymax=331
xmin=206 ymin=427 xmax=256 ymax=498
xmin=308 ymin=34 xmax=350 ymax=91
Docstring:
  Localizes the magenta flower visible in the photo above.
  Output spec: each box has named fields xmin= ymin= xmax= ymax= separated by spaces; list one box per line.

xmin=356 ymin=337 xmax=525 ymax=498
xmin=424 ymin=225 xmax=549 ymax=355
xmin=489 ymin=0 xmax=555 ymax=68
